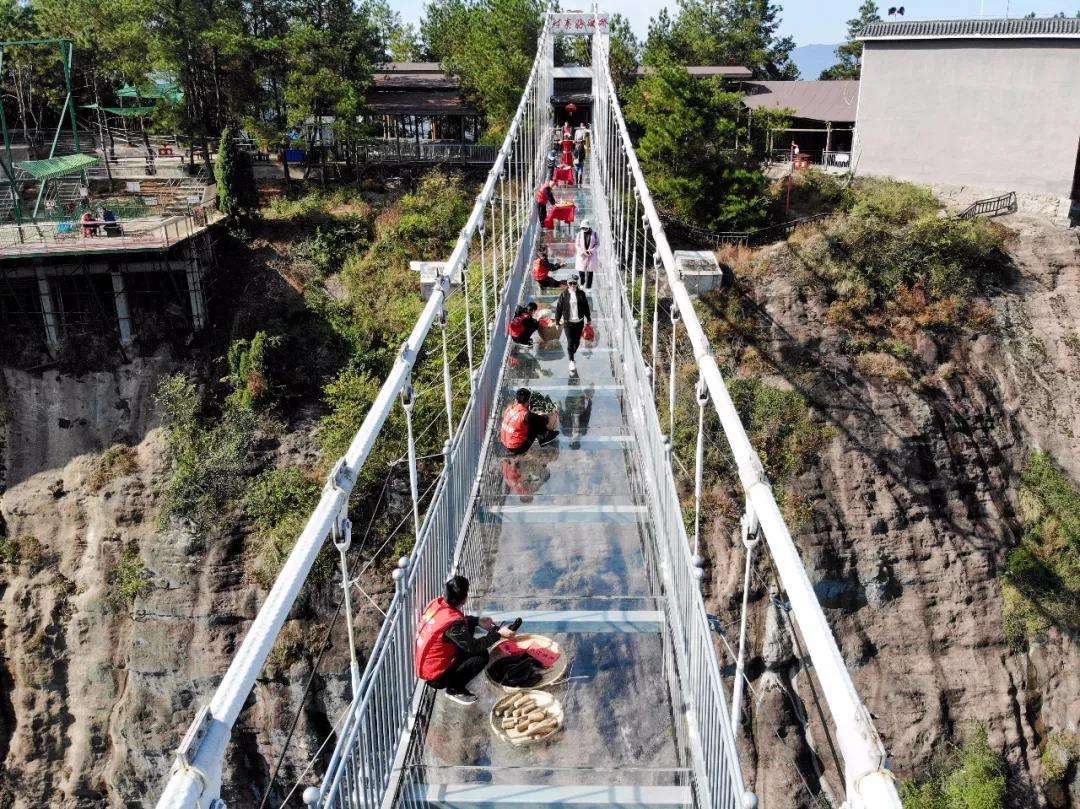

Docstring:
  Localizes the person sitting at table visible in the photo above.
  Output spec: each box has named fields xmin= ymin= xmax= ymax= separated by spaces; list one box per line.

xmin=535 ymin=180 xmax=556 ymax=228
xmin=101 ymin=207 xmax=122 ymax=237
xmin=80 ymin=209 xmax=98 ymax=237
xmin=562 ymin=121 xmax=572 ymax=140
xmin=533 ymin=250 xmax=564 ymax=289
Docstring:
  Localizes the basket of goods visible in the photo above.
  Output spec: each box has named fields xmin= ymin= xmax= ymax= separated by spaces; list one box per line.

xmin=527 ymin=394 xmax=560 ymax=432
xmin=490 ymin=689 xmax=564 ymax=747
xmin=487 ymin=634 xmax=568 ymax=691
xmin=537 ymin=314 xmax=562 ymax=343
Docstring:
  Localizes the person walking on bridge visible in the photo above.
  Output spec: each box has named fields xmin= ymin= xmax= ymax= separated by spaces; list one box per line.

xmin=555 ymin=276 xmax=591 ymax=374
xmin=574 ymin=219 xmax=599 ymax=289
xmin=415 ymin=575 xmax=522 ymax=706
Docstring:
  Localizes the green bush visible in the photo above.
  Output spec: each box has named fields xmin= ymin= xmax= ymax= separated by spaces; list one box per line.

xmin=728 ymin=378 xmax=835 ymax=484
xmin=1002 ymin=452 xmax=1080 ymax=643
xmin=225 ymin=330 xmax=281 ymax=412
xmin=843 ymin=177 xmax=939 ymax=225
xmin=156 ymin=373 xmax=258 ymax=529
xmin=244 ymin=467 xmax=330 ymax=589
xmin=0 ymin=533 xmax=45 ymax=570
xmin=88 ymin=444 xmax=138 ymax=491
xmin=316 ymin=368 xmax=383 ymax=460
xmin=902 ymin=727 xmax=1006 ymax=809
xmin=785 ymin=179 xmax=1012 ymax=332
xmin=109 ymin=546 xmax=152 ymax=606
xmin=215 ymin=126 xmax=259 ymax=217
xmin=1041 ymin=731 xmax=1078 ymax=783
xmin=244 ymin=467 xmax=321 ymax=530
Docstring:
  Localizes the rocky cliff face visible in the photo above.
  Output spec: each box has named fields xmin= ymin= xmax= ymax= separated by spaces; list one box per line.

xmin=1 ymin=210 xmax=1077 ymax=809
xmin=0 ymin=359 xmax=372 ymax=808
xmin=704 ymin=214 xmax=1080 ymax=807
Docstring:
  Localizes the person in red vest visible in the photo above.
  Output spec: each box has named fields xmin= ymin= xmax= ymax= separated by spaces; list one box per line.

xmin=533 ymin=250 xmax=563 ymax=290
xmin=414 ymin=575 xmax=521 ymax=705
xmin=509 ymin=302 xmax=541 ymax=346
xmin=500 ymin=388 xmax=559 ymax=455
xmin=535 ymin=180 xmax=556 ymax=227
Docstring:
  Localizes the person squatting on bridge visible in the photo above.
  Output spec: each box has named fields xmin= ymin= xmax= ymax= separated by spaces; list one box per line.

xmin=535 ymin=180 xmax=557 ymax=227
xmin=415 ymin=575 xmax=522 ymax=706
xmin=509 ymin=302 xmax=542 ymax=346
xmin=555 ymin=276 xmax=591 ymax=374
xmin=574 ymin=219 xmax=598 ymax=289
xmin=533 ymin=249 xmax=564 ymax=289
xmin=500 ymin=388 xmax=560 ymax=454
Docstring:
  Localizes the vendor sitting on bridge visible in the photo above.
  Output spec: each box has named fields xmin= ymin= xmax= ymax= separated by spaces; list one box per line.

xmin=533 ymin=250 xmax=563 ymax=289
xmin=414 ymin=575 xmax=521 ymax=706
xmin=509 ymin=302 xmax=542 ymax=346
xmin=500 ymin=388 xmax=559 ymax=454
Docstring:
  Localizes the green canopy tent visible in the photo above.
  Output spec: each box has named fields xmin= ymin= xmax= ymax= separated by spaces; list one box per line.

xmin=14 ymin=154 xmax=100 ymax=219
xmin=82 ymin=103 xmax=157 ymax=117
xmin=15 ymin=153 xmax=100 ymax=181
xmin=116 ymin=82 xmax=184 ymax=104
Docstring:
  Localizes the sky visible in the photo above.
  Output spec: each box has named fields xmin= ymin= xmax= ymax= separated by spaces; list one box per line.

xmin=390 ymin=0 xmax=1079 ymax=46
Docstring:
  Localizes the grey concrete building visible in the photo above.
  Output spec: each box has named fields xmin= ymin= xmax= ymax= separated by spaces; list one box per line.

xmin=853 ymin=18 xmax=1080 ymax=216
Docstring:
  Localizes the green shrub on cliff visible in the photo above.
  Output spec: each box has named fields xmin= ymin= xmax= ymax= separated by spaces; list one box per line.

xmin=108 ymin=546 xmax=152 ymax=606
xmin=776 ymin=178 xmax=1011 ymax=346
xmin=155 ymin=372 xmax=258 ymax=530
xmin=902 ymin=727 xmax=1006 ymax=809
xmin=1002 ymin=452 xmax=1080 ymax=643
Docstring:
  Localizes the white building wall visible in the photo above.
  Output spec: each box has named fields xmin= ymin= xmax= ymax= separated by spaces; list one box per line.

xmin=854 ymin=39 xmax=1080 ymax=202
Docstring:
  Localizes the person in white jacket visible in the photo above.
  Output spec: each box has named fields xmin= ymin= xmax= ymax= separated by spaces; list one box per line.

xmin=574 ymin=219 xmax=599 ymax=289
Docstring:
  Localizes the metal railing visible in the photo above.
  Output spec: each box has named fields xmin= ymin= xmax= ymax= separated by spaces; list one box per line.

xmin=769 ymin=148 xmax=852 ymax=171
xmin=0 ymin=200 xmax=222 ymax=257
xmin=358 ymin=140 xmax=499 ymax=165
xmin=959 ymin=190 xmax=1017 ymax=219
xmin=592 ymin=27 xmax=902 ymax=809
xmin=154 ymin=20 xmax=551 ymax=809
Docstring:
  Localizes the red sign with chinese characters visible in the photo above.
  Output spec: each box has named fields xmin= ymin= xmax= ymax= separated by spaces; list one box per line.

xmin=549 ymin=12 xmax=609 ymax=35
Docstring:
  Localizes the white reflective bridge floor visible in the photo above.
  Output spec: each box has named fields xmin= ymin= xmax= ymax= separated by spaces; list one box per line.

xmin=403 ymin=173 xmax=697 ymax=808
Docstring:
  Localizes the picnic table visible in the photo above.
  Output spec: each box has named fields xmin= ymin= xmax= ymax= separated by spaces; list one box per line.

xmin=544 ymin=201 xmax=576 ymax=230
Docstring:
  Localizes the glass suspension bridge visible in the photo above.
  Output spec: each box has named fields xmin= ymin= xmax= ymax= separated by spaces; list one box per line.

xmin=156 ymin=11 xmax=903 ymax=809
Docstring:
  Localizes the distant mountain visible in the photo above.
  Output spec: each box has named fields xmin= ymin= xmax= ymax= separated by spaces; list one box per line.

xmin=790 ymin=43 xmax=840 ymax=80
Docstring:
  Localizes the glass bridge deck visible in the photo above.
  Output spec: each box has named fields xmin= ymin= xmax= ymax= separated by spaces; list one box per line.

xmin=402 ymin=169 xmax=697 ymax=809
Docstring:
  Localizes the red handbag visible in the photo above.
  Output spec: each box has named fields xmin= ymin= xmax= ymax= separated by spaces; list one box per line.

xmin=582 ymin=323 xmax=596 ymax=342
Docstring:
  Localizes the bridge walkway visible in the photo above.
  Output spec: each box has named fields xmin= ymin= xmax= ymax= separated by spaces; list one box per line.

xmin=403 ymin=168 xmax=696 ymax=808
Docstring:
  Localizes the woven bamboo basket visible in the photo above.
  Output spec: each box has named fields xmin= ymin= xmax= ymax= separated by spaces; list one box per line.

xmin=485 ymin=634 xmax=569 ymax=692
xmin=489 ymin=689 xmax=564 ymax=747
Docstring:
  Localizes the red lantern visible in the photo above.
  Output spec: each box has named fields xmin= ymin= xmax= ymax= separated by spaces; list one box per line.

xmin=565 ymin=102 xmax=577 ymax=115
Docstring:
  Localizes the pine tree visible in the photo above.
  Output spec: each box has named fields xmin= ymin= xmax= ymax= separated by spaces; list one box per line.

xmin=624 ymin=57 xmax=787 ymax=231
xmin=215 ymin=126 xmax=258 ymax=217
xmin=820 ymin=0 xmax=880 ymax=79
xmin=642 ymin=0 xmax=798 ymax=80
